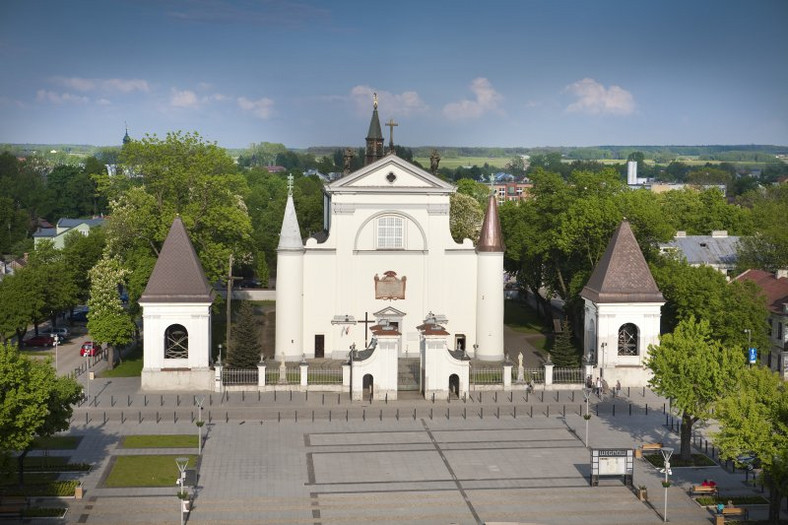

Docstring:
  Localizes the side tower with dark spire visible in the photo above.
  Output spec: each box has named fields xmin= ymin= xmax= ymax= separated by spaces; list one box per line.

xmin=365 ymin=93 xmax=384 ymax=166
xmin=475 ymin=194 xmax=505 ymax=361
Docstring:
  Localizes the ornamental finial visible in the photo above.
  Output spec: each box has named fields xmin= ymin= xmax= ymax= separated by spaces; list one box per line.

xmin=373 ymin=92 xmax=378 ymax=109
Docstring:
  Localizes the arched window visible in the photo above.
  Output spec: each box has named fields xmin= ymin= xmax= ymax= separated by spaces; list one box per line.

xmin=164 ymin=324 xmax=189 ymax=359
xmin=377 ymin=216 xmax=403 ymax=249
xmin=617 ymin=323 xmax=639 ymax=356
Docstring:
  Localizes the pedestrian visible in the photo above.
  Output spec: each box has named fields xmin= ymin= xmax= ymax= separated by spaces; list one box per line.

xmin=616 ymin=380 xmax=621 ymax=396
xmin=595 ymin=377 xmax=602 ymax=398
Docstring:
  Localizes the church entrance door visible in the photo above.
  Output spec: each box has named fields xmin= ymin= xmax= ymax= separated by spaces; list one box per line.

xmin=314 ymin=335 xmax=324 ymax=358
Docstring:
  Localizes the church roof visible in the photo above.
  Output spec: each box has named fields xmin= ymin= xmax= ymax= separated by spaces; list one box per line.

xmin=477 ymin=194 xmax=504 ymax=252
xmin=580 ymin=220 xmax=664 ymax=304
xmin=140 ymin=216 xmax=214 ymax=303
xmin=277 ymin=193 xmax=304 ymax=251
xmin=325 ymin=154 xmax=455 ymax=194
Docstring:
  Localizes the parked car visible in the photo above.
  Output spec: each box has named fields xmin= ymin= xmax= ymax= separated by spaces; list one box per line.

xmin=80 ymin=341 xmax=100 ymax=356
xmin=237 ymin=279 xmax=261 ymax=289
xmin=41 ymin=327 xmax=71 ymax=340
xmin=24 ymin=334 xmax=57 ymax=347
xmin=71 ymin=309 xmax=89 ymax=323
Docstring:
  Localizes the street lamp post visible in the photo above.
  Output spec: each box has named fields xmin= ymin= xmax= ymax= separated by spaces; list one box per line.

xmin=53 ymin=334 xmax=60 ymax=374
xmin=85 ymin=353 xmax=91 ymax=405
xmin=661 ymin=447 xmax=674 ymax=522
xmin=582 ymin=387 xmax=592 ymax=447
xmin=175 ymin=457 xmax=189 ymax=525
xmin=195 ymin=396 xmax=205 ymax=455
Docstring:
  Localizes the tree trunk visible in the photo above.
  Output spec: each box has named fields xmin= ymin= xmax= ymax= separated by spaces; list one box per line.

xmin=680 ymin=412 xmax=694 ymax=461
xmin=766 ymin=472 xmax=781 ymax=524
xmin=107 ymin=344 xmax=115 ymax=370
xmin=17 ymin=449 xmax=28 ymax=487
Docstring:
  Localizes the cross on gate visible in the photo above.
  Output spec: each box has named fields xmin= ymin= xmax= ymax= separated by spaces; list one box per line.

xmin=385 ymin=119 xmax=398 ymax=152
xmin=358 ymin=312 xmax=375 ymax=348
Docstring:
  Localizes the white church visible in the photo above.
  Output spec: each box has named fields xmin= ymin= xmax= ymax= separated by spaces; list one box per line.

xmin=138 ymin=99 xmax=662 ymax=393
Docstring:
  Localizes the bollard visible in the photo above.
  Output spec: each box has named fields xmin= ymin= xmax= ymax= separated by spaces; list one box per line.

xmin=494 ymin=392 xmax=497 ymax=402
xmin=546 ymin=405 xmax=550 ymax=417
xmin=322 ymin=394 xmax=325 ymax=406
xmin=463 ymin=392 xmax=467 ymax=403
xmin=480 ymin=407 xmax=483 ymax=419
xmin=128 ymin=395 xmax=131 ymax=407
xmin=111 ymin=395 xmax=115 ymax=407
xmin=258 ymin=391 xmax=261 ymax=402
xmin=642 ymin=386 xmax=645 ymax=397
xmin=447 ymin=408 xmax=450 ymax=420
xmin=562 ymin=405 xmax=566 ymax=417
xmin=555 ymin=391 xmax=559 ymax=402
xmin=290 ymin=390 xmax=292 ymax=401
xmin=430 ymin=408 xmax=433 ymax=420
xmin=305 ymin=391 xmax=308 ymax=402
xmin=530 ymin=406 xmax=533 ymax=418
xmin=363 ymin=409 xmax=366 ymax=421
xmin=663 ymin=403 xmax=666 ymax=414
xmin=242 ymin=391 xmax=244 ymax=402
xmin=413 ymin=408 xmax=416 ymax=420
xmin=145 ymin=395 xmax=148 ymax=406
xmin=274 ymin=391 xmax=277 ymax=402
xmin=208 ymin=410 xmax=212 ymax=423
xmin=177 ymin=394 xmax=180 ymax=406
xmin=160 ymin=395 xmax=163 ymax=407
xmin=380 ymin=410 xmax=382 ymax=422
xmin=104 ymin=412 xmax=106 ymax=424
xmin=645 ymin=403 xmax=648 ymax=415
xmin=278 ymin=412 xmax=281 ymax=422
xmin=479 ymin=392 xmax=482 ymax=403
xmin=329 ymin=410 xmax=332 ymax=422
xmin=526 ymin=391 xmax=529 ymax=402
xmin=295 ymin=411 xmax=298 ymax=423
xmin=463 ymin=407 xmax=467 ymax=419
xmin=385 ymin=393 xmax=388 ymax=404
xmin=396 ymin=409 xmax=399 ymax=420
xmin=156 ymin=411 xmax=159 ymax=423
xmin=571 ymin=391 xmax=575 ymax=402
xmin=628 ymin=386 xmax=631 ymax=397
xmin=174 ymin=411 xmax=177 ymax=423
xmin=191 ymin=411 xmax=194 ymax=423
xmin=346 ymin=409 xmax=349 ymax=422
xmin=595 ymin=404 xmax=598 ymax=416
xmin=338 ymin=394 xmax=341 ymax=405
xmin=432 ymin=393 xmax=435 ymax=404
xmin=630 ymin=404 xmax=632 ymax=416
xmin=612 ymin=405 xmax=616 ymax=417
xmin=225 ymin=411 xmax=228 ymax=423
xmin=138 ymin=411 xmax=142 ymax=423
xmin=540 ymin=392 xmax=544 ymax=403
xmin=496 ymin=407 xmax=500 ymax=419
xmin=514 ymin=406 xmax=517 ymax=418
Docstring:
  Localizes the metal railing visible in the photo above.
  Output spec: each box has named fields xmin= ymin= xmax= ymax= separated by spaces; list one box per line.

xmin=307 ymin=368 xmax=343 ymax=384
xmin=521 ymin=368 xmax=545 ymax=384
xmin=553 ymin=367 xmax=584 ymax=384
xmin=470 ymin=366 xmax=503 ymax=385
xmin=222 ymin=368 xmax=258 ymax=385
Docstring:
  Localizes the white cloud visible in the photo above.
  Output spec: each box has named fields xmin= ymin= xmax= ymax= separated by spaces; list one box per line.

xmin=443 ymin=77 xmax=503 ymax=120
xmin=36 ymin=90 xmax=89 ymax=104
xmin=238 ymin=96 xmax=274 ymax=118
xmin=170 ymin=89 xmax=199 ymax=108
xmin=52 ymin=76 xmax=150 ymax=93
xmin=349 ymin=85 xmax=428 ymax=116
xmin=564 ymin=78 xmax=635 ymax=116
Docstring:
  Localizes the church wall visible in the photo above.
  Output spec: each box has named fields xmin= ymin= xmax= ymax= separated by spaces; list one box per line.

xmin=275 ymin=250 xmax=304 ymax=360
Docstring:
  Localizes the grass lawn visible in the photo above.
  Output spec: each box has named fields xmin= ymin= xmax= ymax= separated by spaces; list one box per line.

xmin=504 ymin=300 xmax=548 ymax=334
xmin=121 ymin=435 xmax=198 ymax=449
xmin=101 ymin=344 xmax=143 ymax=377
xmin=104 ymin=454 xmax=198 ymax=487
xmin=31 ymin=435 xmax=81 ymax=450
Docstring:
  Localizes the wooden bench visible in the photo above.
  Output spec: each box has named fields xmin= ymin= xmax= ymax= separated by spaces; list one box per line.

xmin=689 ymin=484 xmax=718 ymax=496
xmin=0 ymin=496 xmax=26 ymax=519
xmin=721 ymin=507 xmax=748 ymax=519
xmin=634 ymin=442 xmax=663 ymax=458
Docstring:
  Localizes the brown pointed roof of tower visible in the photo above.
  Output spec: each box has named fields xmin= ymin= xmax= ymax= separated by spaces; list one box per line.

xmin=580 ymin=220 xmax=664 ymax=303
xmin=140 ymin=216 xmax=214 ymax=303
xmin=477 ymin=194 xmax=505 ymax=252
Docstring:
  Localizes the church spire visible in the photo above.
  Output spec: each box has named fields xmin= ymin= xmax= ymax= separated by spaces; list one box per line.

xmin=477 ymin=194 xmax=505 ymax=252
xmin=278 ymin=188 xmax=303 ymax=251
xmin=365 ymin=93 xmax=384 ymax=166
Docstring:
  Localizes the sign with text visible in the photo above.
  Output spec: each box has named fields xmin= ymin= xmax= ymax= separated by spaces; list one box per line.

xmin=749 ymin=347 xmax=757 ymax=364
xmin=590 ymin=448 xmax=633 ymax=487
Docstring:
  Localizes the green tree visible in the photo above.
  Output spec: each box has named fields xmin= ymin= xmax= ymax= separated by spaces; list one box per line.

xmin=736 ymin=185 xmax=788 ymax=273
xmin=87 ymin=257 xmax=136 ymax=369
xmin=227 ymin=301 xmax=262 ymax=368
xmin=455 ymin=178 xmax=491 ymax=207
xmin=0 ymin=342 xmax=82 ymax=485
xmin=714 ymin=366 xmax=788 ymax=523
xmin=549 ymin=320 xmax=579 ymax=366
xmin=26 ymin=242 xmax=79 ymax=330
xmin=0 ymin=273 xmax=35 ymax=345
xmin=449 ymin=192 xmax=483 ymax=243
xmin=62 ymin=228 xmax=106 ymax=306
xmin=645 ymin=316 xmax=744 ymax=461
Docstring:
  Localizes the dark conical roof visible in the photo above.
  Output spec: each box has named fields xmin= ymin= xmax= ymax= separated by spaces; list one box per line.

xmin=477 ymin=194 xmax=504 ymax=252
xmin=140 ymin=216 xmax=214 ymax=303
xmin=581 ymin=220 xmax=664 ymax=303
xmin=367 ymin=106 xmax=383 ymax=140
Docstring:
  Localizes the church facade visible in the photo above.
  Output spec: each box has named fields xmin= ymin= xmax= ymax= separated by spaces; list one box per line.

xmin=275 ymin=102 xmax=504 ymax=363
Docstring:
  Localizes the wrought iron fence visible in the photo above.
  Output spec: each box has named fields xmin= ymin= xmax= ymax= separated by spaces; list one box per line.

xmin=553 ymin=367 xmax=584 ymax=384
xmin=263 ymin=365 xmax=301 ymax=384
xmin=470 ymin=366 xmax=503 ymax=385
xmin=521 ymin=368 xmax=545 ymax=384
xmin=222 ymin=368 xmax=258 ymax=385
xmin=307 ymin=368 xmax=343 ymax=384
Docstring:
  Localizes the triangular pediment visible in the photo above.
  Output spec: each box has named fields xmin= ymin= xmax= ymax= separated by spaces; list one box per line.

xmin=373 ymin=306 xmax=407 ymax=318
xmin=326 ymin=155 xmax=455 ymax=194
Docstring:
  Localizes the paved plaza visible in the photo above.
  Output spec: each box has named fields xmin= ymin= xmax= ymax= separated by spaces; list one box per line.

xmin=18 ymin=378 xmax=782 ymax=525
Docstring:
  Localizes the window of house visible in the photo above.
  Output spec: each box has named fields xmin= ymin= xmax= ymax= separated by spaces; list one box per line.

xmin=377 ymin=216 xmax=403 ymax=249
xmin=779 ymin=322 xmax=784 ymax=341
xmin=164 ymin=324 xmax=189 ymax=359
xmin=617 ymin=323 xmax=639 ymax=356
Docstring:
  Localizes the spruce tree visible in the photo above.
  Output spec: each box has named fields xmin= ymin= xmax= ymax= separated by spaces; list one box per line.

xmin=549 ymin=320 xmax=579 ymax=367
xmin=227 ymin=301 xmax=262 ymax=368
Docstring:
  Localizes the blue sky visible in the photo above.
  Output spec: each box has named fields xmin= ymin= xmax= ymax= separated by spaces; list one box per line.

xmin=1 ymin=1 xmax=787 ymax=149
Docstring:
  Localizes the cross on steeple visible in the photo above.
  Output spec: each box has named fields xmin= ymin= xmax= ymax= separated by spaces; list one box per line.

xmin=287 ymin=174 xmax=294 ymax=195
xmin=385 ymin=118 xmax=398 ymax=153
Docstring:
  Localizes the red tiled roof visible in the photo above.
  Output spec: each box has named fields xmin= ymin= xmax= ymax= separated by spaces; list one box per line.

xmin=734 ymin=269 xmax=788 ymax=314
